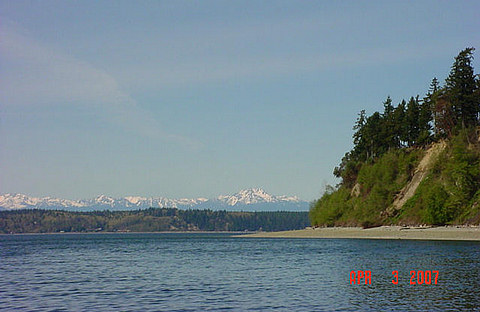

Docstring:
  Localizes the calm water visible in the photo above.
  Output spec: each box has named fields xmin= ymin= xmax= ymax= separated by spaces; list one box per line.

xmin=0 ymin=233 xmax=479 ymax=311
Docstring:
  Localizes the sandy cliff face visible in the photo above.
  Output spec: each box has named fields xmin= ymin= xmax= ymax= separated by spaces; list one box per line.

xmin=386 ymin=141 xmax=447 ymax=216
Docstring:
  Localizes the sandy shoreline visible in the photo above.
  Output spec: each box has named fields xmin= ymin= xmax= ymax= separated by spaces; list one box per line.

xmin=236 ymin=226 xmax=480 ymax=241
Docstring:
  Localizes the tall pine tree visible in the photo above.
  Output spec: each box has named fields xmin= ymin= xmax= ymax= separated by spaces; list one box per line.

xmin=445 ymin=47 xmax=479 ymax=128
xmin=406 ymin=96 xmax=420 ymax=146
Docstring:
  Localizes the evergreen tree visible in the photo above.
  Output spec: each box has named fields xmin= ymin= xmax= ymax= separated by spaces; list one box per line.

xmin=363 ymin=112 xmax=384 ymax=159
xmin=417 ymin=94 xmax=433 ymax=146
xmin=383 ymin=96 xmax=394 ymax=116
xmin=434 ymin=89 xmax=456 ymax=138
xmin=353 ymin=109 xmax=366 ymax=147
xmin=425 ymin=78 xmax=440 ymax=136
xmin=429 ymin=77 xmax=440 ymax=94
xmin=445 ymin=47 xmax=479 ymax=128
xmin=406 ymin=96 xmax=420 ymax=146
xmin=381 ymin=96 xmax=398 ymax=150
xmin=394 ymin=100 xmax=408 ymax=146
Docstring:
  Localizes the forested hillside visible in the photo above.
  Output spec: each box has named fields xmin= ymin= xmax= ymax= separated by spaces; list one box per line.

xmin=0 ymin=208 xmax=309 ymax=233
xmin=310 ymin=48 xmax=480 ymax=227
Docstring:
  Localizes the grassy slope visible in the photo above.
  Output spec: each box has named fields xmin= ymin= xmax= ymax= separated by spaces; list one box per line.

xmin=310 ymin=132 xmax=480 ymax=226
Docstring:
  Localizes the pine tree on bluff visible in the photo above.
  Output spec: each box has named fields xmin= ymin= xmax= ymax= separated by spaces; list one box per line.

xmin=351 ymin=111 xmax=367 ymax=156
xmin=427 ymin=78 xmax=441 ymax=136
xmin=394 ymin=99 xmax=408 ymax=146
xmin=381 ymin=96 xmax=399 ymax=150
xmin=445 ymin=47 xmax=479 ymax=128
xmin=406 ymin=96 xmax=420 ymax=146
xmin=418 ymin=95 xmax=433 ymax=145
xmin=333 ymin=47 xmax=479 ymax=187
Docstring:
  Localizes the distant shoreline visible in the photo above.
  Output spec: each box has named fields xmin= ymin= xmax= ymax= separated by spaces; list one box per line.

xmin=0 ymin=231 xmax=251 ymax=235
xmin=236 ymin=226 xmax=480 ymax=241
xmin=3 ymin=227 xmax=480 ymax=241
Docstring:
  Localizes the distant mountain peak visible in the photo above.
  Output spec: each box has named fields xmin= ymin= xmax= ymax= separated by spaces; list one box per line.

xmin=217 ymin=188 xmax=300 ymax=206
xmin=93 ymin=194 xmax=115 ymax=204
xmin=124 ymin=196 xmax=147 ymax=205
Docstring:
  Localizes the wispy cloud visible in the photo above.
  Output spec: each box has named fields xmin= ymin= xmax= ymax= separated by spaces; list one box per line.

xmin=114 ymin=42 xmax=455 ymax=93
xmin=105 ymin=12 xmax=462 ymax=91
xmin=0 ymin=23 xmax=200 ymax=149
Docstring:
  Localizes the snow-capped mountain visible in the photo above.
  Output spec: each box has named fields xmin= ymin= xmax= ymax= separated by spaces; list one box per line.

xmin=0 ymin=189 xmax=308 ymax=212
xmin=217 ymin=188 xmax=300 ymax=205
xmin=0 ymin=193 xmax=85 ymax=210
xmin=78 ymin=195 xmax=208 ymax=210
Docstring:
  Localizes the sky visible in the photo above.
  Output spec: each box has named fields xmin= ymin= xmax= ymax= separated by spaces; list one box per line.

xmin=1 ymin=0 xmax=479 ymax=201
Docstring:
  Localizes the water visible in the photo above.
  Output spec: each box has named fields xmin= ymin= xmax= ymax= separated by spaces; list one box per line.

xmin=1 ymin=233 xmax=479 ymax=311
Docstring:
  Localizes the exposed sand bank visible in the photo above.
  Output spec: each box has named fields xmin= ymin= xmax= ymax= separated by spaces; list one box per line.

xmin=237 ymin=226 xmax=480 ymax=241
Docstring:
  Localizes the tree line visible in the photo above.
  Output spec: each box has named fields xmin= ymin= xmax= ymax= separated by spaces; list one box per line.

xmin=0 ymin=208 xmax=309 ymax=233
xmin=335 ymin=48 xmax=480 ymax=188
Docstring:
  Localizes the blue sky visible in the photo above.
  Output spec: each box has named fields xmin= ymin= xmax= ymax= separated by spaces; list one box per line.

xmin=1 ymin=0 xmax=479 ymax=200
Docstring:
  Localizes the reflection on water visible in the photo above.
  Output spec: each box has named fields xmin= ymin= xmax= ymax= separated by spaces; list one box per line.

xmin=0 ymin=234 xmax=479 ymax=311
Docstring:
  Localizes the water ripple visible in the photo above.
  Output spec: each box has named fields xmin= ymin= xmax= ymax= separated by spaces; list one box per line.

xmin=0 ymin=234 xmax=479 ymax=311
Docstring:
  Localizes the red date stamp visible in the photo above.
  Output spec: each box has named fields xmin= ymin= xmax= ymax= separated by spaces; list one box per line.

xmin=350 ymin=270 xmax=372 ymax=284
xmin=350 ymin=270 xmax=439 ymax=285
xmin=392 ymin=270 xmax=439 ymax=285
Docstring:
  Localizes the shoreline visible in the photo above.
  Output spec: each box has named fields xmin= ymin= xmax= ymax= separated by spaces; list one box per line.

xmin=3 ymin=227 xmax=480 ymax=241
xmin=0 ymin=231 xmax=251 ymax=236
xmin=235 ymin=226 xmax=480 ymax=241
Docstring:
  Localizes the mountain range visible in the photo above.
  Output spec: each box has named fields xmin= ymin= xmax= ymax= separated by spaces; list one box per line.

xmin=0 ymin=188 xmax=309 ymax=212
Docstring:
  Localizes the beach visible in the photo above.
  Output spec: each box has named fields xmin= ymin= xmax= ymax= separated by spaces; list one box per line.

xmin=238 ymin=226 xmax=480 ymax=241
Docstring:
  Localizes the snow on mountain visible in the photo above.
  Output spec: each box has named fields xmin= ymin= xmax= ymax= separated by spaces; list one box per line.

xmin=0 ymin=189 xmax=308 ymax=211
xmin=124 ymin=196 xmax=147 ymax=205
xmin=217 ymin=188 xmax=300 ymax=205
xmin=0 ymin=193 xmax=85 ymax=210
xmin=0 ymin=193 xmax=38 ymax=210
